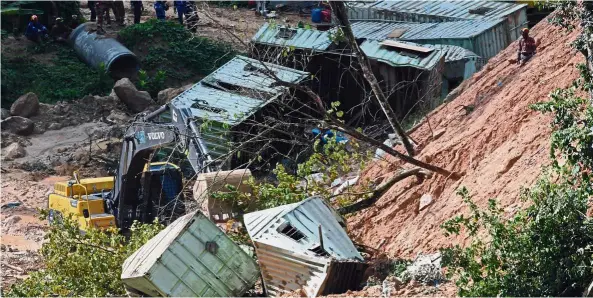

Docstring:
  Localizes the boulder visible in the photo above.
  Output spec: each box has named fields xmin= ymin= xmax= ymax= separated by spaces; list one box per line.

xmin=3 ymin=143 xmax=26 ymax=160
xmin=10 ymin=92 xmax=39 ymax=118
xmin=157 ymin=85 xmax=191 ymax=104
xmin=107 ymin=110 xmax=131 ymax=125
xmin=112 ymin=78 xmax=152 ymax=113
xmin=1 ymin=108 xmax=10 ymax=120
xmin=1 ymin=116 xmax=35 ymax=136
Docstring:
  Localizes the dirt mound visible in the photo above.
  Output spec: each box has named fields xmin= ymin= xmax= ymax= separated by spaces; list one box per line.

xmin=347 ymin=17 xmax=584 ymax=257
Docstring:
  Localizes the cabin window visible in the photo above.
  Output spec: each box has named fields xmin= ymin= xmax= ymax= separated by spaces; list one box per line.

xmin=277 ymin=222 xmax=306 ymax=241
xmin=469 ymin=6 xmax=493 ymax=15
xmin=308 ymin=244 xmax=330 ymax=257
xmin=276 ymin=27 xmax=297 ymax=39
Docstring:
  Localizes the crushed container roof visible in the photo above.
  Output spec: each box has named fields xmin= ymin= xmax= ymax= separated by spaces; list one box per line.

xmin=171 ymin=55 xmax=309 ymax=125
xmin=359 ymin=39 xmax=445 ymax=70
xmin=252 ymin=22 xmax=333 ymax=51
xmin=349 ymin=0 xmax=527 ymax=21
xmin=252 ymin=23 xmax=449 ymax=70
xmin=350 ymin=19 xmax=504 ymax=41
xmin=244 ymin=196 xmax=363 ymax=261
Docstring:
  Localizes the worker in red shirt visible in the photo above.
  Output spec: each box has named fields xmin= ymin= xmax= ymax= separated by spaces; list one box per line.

xmin=517 ymin=28 xmax=538 ymax=66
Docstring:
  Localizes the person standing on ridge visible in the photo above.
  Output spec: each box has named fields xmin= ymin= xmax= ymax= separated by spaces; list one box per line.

xmin=174 ymin=1 xmax=186 ymax=25
xmin=154 ymin=1 xmax=167 ymax=21
xmin=517 ymin=28 xmax=538 ymax=66
xmin=131 ymin=0 xmax=144 ymax=24
xmin=96 ymin=1 xmax=113 ymax=34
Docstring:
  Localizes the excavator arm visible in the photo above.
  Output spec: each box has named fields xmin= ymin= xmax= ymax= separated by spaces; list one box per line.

xmin=108 ymin=104 xmax=220 ymax=229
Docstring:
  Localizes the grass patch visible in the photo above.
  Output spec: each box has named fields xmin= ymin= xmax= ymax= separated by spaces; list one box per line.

xmin=1 ymin=43 xmax=113 ymax=108
xmin=118 ymin=19 xmax=238 ymax=83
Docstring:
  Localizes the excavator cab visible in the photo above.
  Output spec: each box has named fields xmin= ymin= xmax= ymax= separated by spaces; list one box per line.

xmin=47 ymin=162 xmax=184 ymax=232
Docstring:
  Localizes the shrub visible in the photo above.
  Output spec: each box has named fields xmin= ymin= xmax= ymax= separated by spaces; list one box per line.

xmin=7 ymin=211 xmax=164 ymax=297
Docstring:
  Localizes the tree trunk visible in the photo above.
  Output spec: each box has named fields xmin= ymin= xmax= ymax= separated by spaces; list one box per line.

xmin=329 ymin=1 xmax=416 ymax=157
xmin=338 ymin=168 xmax=428 ymax=214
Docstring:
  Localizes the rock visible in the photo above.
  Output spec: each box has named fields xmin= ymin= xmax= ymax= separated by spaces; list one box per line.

xmin=418 ymin=194 xmax=433 ymax=211
xmin=157 ymin=85 xmax=189 ymax=104
xmin=3 ymin=143 xmax=26 ymax=160
xmin=33 ymin=123 xmax=46 ymax=135
xmin=1 ymin=116 xmax=35 ymax=136
xmin=47 ymin=123 xmax=62 ymax=130
xmin=106 ymin=110 xmax=130 ymax=125
xmin=401 ymin=253 xmax=443 ymax=285
xmin=10 ymin=92 xmax=40 ymax=118
xmin=1 ymin=108 xmax=10 ymax=120
xmin=0 ymin=244 xmax=5 ymax=251
xmin=112 ymin=78 xmax=153 ymax=113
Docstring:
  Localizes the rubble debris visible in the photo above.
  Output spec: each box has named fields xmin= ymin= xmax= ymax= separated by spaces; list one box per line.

xmin=1 ymin=202 xmax=22 ymax=209
xmin=193 ymin=169 xmax=253 ymax=223
xmin=418 ymin=194 xmax=433 ymax=211
xmin=112 ymin=78 xmax=153 ymax=113
xmin=244 ymin=196 xmax=367 ymax=297
xmin=374 ymin=134 xmax=400 ymax=159
xmin=401 ymin=253 xmax=444 ymax=285
xmin=10 ymin=92 xmax=40 ymax=118
xmin=1 ymin=108 xmax=10 ymax=120
xmin=1 ymin=116 xmax=35 ymax=136
xmin=2 ymin=143 xmax=26 ymax=160
xmin=122 ymin=211 xmax=260 ymax=297
xmin=157 ymin=85 xmax=191 ymax=105
xmin=333 ymin=176 xmax=360 ymax=196
xmin=106 ymin=110 xmax=130 ymax=125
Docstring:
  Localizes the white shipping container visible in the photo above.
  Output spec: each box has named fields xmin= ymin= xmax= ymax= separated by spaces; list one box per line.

xmin=121 ymin=211 xmax=260 ymax=297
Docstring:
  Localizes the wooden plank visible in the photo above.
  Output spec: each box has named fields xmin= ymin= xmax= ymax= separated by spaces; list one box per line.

xmin=387 ymin=28 xmax=407 ymax=38
xmin=379 ymin=40 xmax=434 ymax=53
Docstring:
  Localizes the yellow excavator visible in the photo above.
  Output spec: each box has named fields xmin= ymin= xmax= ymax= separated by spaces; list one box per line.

xmin=47 ymin=162 xmax=182 ymax=232
xmin=47 ymin=106 xmax=215 ymax=232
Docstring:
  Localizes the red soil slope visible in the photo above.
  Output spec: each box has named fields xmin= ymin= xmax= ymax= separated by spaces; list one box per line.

xmin=348 ymin=17 xmax=584 ymax=257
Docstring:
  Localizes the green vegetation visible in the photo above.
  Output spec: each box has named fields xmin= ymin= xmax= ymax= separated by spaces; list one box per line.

xmin=118 ymin=19 xmax=237 ymax=83
xmin=214 ymin=136 xmax=373 ymax=233
xmin=1 ymin=44 xmax=113 ymax=108
xmin=6 ymin=212 xmax=163 ymax=297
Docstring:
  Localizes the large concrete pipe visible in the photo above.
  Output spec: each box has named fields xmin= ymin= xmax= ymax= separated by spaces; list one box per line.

xmin=69 ymin=22 xmax=139 ymax=78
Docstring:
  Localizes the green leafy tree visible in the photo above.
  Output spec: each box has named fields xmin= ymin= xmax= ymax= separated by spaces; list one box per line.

xmin=7 ymin=212 xmax=164 ymax=297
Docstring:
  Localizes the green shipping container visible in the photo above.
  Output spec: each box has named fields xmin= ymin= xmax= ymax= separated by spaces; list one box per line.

xmin=121 ymin=211 xmax=260 ymax=297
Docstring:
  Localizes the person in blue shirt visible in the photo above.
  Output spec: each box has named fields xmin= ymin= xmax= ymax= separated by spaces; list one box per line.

xmin=311 ymin=128 xmax=348 ymax=145
xmin=154 ymin=1 xmax=167 ymax=21
xmin=173 ymin=1 xmax=186 ymax=24
xmin=25 ymin=15 xmax=48 ymax=43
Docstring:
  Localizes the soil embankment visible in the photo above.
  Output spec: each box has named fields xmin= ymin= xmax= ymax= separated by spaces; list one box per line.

xmin=347 ymin=17 xmax=584 ymax=257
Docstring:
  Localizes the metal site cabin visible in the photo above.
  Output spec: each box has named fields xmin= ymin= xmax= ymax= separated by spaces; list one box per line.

xmin=160 ymin=55 xmax=310 ymax=172
xmin=251 ymin=23 xmax=446 ymax=125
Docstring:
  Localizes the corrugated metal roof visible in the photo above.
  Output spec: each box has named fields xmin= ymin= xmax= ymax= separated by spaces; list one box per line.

xmin=252 ymin=22 xmax=332 ymax=51
xmin=351 ymin=19 xmax=504 ymax=40
xmin=351 ymin=0 xmax=527 ymax=21
xmin=245 ymin=196 xmax=362 ymax=261
xmin=424 ymin=44 xmax=479 ymax=62
xmin=360 ymin=39 xmax=445 ymax=70
xmin=172 ymin=55 xmax=309 ymax=125
xmin=244 ymin=196 xmax=365 ymax=297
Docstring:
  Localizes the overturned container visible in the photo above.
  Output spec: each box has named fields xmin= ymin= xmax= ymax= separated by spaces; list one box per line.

xmin=193 ymin=169 xmax=254 ymax=223
xmin=244 ymin=196 xmax=367 ymax=297
xmin=69 ymin=22 xmax=139 ymax=78
xmin=121 ymin=210 xmax=260 ymax=297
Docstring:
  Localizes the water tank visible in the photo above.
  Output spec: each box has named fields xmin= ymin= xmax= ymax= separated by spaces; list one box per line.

xmin=69 ymin=22 xmax=139 ymax=78
xmin=311 ymin=8 xmax=322 ymax=23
